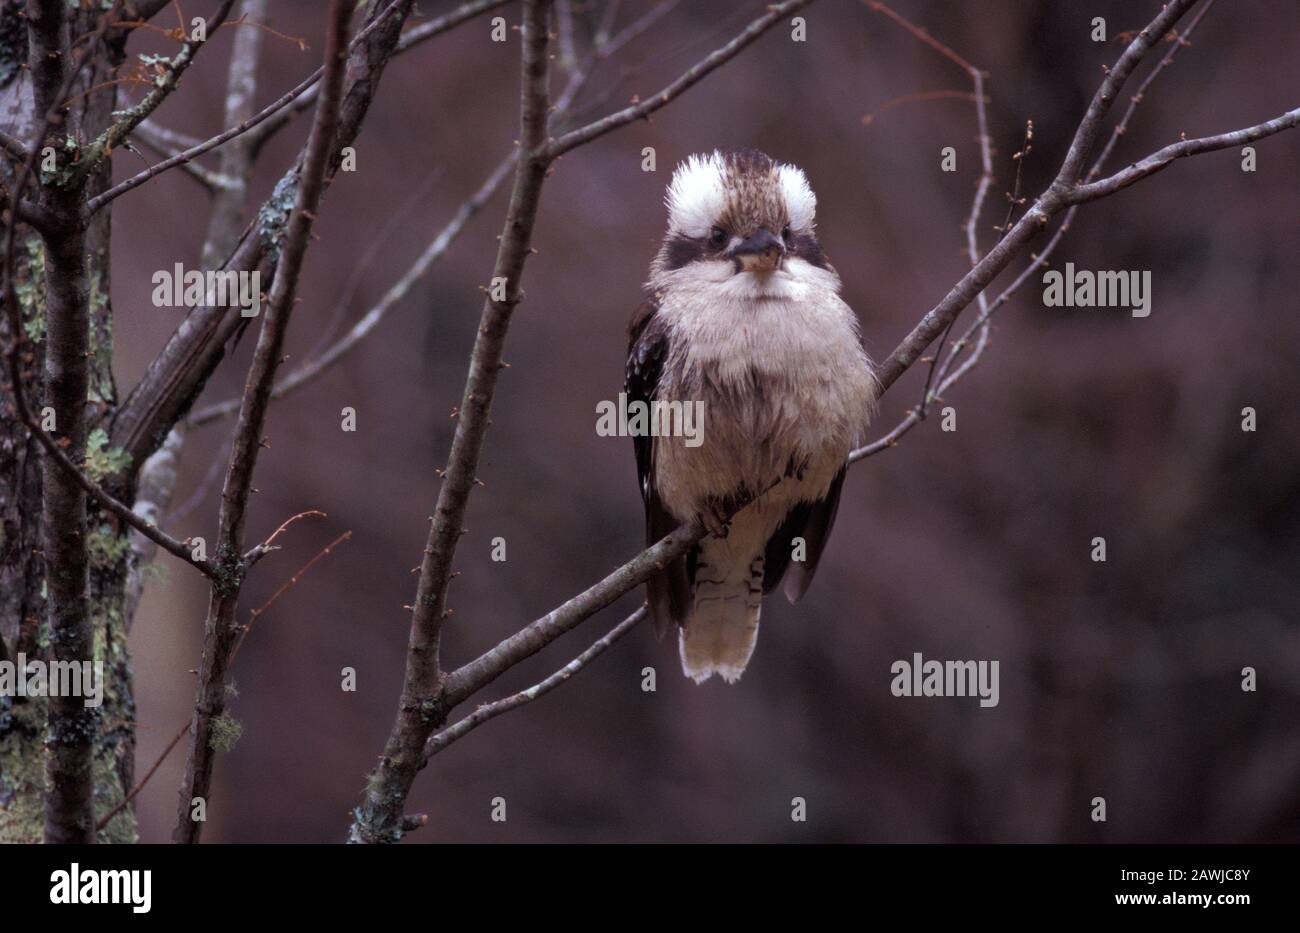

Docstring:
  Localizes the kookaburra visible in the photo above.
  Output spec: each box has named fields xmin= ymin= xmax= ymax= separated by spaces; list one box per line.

xmin=626 ymin=149 xmax=877 ymax=684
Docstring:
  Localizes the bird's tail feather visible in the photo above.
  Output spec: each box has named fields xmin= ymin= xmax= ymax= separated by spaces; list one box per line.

xmin=679 ymin=546 xmax=763 ymax=684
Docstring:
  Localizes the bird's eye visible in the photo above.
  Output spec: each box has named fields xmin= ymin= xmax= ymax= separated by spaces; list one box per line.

xmin=709 ymin=226 xmax=727 ymax=247
xmin=781 ymin=225 xmax=792 ymax=241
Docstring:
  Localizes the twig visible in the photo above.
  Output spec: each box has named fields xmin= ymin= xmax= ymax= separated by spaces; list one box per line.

xmin=547 ymin=0 xmax=814 ymax=158
xmin=135 ymin=119 xmax=204 ymax=151
xmin=94 ymin=722 xmax=189 ymax=833
xmin=99 ymin=528 xmax=351 ymax=833
xmin=353 ymin=0 xmax=1300 ymax=845
xmin=858 ymin=1 xmax=994 ymax=419
xmin=593 ymin=0 xmax=678 ymax=62
xmin=189 ymin=0 xmax=658 ymax=427
xmin=555 ymin=0 xmax=578 ymax=73
xmin=187 ymin=153 xmax=517 ymax=425
xmin=165 ymin=437 xmax=226 ymax=524
xmin=172 ymin=0 xmax=353 ymax=845
xmin=108 ymin=0 xmax=420 ymax=473
xmin=350 ymin=0 xmax=813 ymax=847
xmin=125 ymin=427 xmax=184 ymax=630
xmin=124 ymin=0 xmax=274 ymax=621
xmin=71 ymin=0 xmax=238 ymax=185
xmin=861 ymin=89 xmax=981 ymax=127
xmin=425 ymin=606 xmax=646 ymax=759
xmin=91 ymin=0 xmax=504 ymax=214
xmin=244 ymin=509 xmax=326 ymax=562
xmin=869 ymin=0 xmax=1201 ymax=395
xmin=244 ymin=532 xmax=352 ymax=629
xmin=879 ymin=0 xmax=1221 ymax=446
xmin=244 ymin=0 xmax=515 ymax=152
xmin=347 ymin=0 xmax=560 ymax=847
xmin=1067 ymin=108 xmax=1299 ymax=203
xmin=86 ymin=0 xmax=404 ymax=213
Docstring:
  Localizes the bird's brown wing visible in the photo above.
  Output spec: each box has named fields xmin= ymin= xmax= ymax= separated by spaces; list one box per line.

xmin=763 ymin=466 xmax=846 ymax=603
xmin=626 ymin=296 xmax=692 ymax=637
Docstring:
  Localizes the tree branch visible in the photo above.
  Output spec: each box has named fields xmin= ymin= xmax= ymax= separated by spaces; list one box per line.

xmin=108 ymin=0 xmax=419 ymax=480
xmin=70 ymin=0 xmax=238 ymax=185
xmin=347 ymin=0 xmax=1300 ymax=843
xmin=199 ymin=0 xmax=269 ymax=268
xmin=348 ymin=0 xmax=557 ymax=844
xmin=172 ymin=0 xmax=352 ymax=845
xmin=920 ymin=0 xmax=1220 ymax=416
xmin=244 ymin=0 xmax=515 ymax=153
xmin=425 ymin=606 xmax=646 ymax=759
xmin=187 ymin=0 xmax=659 ymax=428
xmin=350 ymin=0 xmax=817 ymax=846
xmin=547 ymin=0 xmax=814 ymax=158
xmin=85 ymin=0 xmax=412 ymax=214
xmin=187 ymin=152 xmax=518 ymax=426
xmin=441 ymin=525 xmax=699 ymax=707
xmin=1068 ymin=107 xmax=1300 ymax=203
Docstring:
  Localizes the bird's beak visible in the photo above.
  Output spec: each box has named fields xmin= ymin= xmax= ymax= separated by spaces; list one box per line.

xmin=730 ymin=227 xmax=784 ymax=274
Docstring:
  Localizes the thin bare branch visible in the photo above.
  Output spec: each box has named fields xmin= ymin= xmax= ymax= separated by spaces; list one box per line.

xmin=87 ymin=52 xmax=316 ymax=214
xmin=124 ymin=427 xmax=183 ymax=628
xmin=925 ymin=0 xmax=1220 ymax=405
xmin=348 ymin=0 xmax=558 ymax=845
xmin=547 ymin=0 xmax=814 ymax=158
xmin=425 ymin=606 xmax=646 ymax=759
xmin=95 ymin=720 xmax=188 ymax=833
xmin=101 ymin=527 xmax=351 ymax=834
xmin=188 ymin=152 xmax=517 ymax=426
xmin=109 ymin=0 xmax=419 ymax=475
xmin=351 ymin=0 xmax=818 ymax=846
xmin=594 ymin=0 xmax=676 ymax=62
xmin=189 ymin=0 xmax=674 ymax=426
xmin=173 ymin=0 xmax=353 ymax=844
xmin=201 ymin=0 xmax=270 ymax=266
xmin=191 ymin=0 xmax=665 ymax=427
xmin=395 ymin=0 xmax=513 ymax=53
xmin=364 ymin=0 xmax=1300 ymax=832
xmin=135 ymin=120 xmax=204 ymax=151
xmin=245 ymin=0 xmax=515 ymax=151
xmin=71 ymin=0 xmax=238 ymax=184
xmin=1068 ymin=107 xmax=1300 ymax=203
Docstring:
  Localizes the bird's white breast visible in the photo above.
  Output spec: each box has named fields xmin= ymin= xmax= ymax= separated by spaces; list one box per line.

xmin=648 ymin=258 xmax=877 ymax=522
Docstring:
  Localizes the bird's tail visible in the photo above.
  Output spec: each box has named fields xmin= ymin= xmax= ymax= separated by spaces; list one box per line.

xmin=679 ymin=542 xmax=763 ymax=684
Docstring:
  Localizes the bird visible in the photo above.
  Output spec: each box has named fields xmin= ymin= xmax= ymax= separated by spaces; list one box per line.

xmin=626 ymin=148 xmax=878 ymax=684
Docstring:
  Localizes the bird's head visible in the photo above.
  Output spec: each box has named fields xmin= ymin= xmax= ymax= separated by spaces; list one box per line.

xmin=651 ymin=149 xmax=828 ymax=286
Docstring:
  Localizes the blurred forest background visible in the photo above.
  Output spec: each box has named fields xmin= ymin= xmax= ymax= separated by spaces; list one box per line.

xmin=108 ymin=0 xmax=1299 ymax=841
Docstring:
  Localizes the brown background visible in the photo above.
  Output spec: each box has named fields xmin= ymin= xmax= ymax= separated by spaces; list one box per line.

xmin=113 ymin=0 xmax=1299 ymax=842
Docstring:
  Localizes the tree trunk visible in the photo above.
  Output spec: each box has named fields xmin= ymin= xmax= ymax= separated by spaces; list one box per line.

xmin=0 ymin=5 xmax=136 ymax=843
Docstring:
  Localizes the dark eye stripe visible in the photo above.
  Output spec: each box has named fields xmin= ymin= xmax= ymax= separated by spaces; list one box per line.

xmin=662 ymin=235 xmax=708 ymax=270
xmin=787 ymin=233 xmax=829 ymax=269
